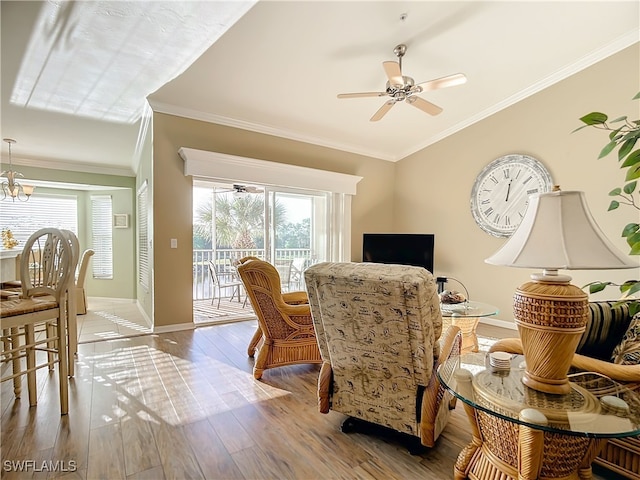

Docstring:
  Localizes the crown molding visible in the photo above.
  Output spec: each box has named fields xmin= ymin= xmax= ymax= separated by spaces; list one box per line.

xmin=400 ymin=31 xmax=640 ymax=159
xmin=149 ymin=99 xmax=397 ymax=162
xmin=1 ymin=155 xmax=136 ymax=177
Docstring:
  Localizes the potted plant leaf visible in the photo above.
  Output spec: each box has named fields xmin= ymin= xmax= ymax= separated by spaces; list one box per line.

xmin=574 ymin=92 xmax=640 ymax=315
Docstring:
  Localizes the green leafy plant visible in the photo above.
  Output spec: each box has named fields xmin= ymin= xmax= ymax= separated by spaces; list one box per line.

xmin=574 ymin=92 xmax=640 ymax=315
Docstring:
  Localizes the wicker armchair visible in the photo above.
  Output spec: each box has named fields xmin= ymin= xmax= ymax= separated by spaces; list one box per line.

xmin=304 ymin=262 xmax=462 ymax=451
xmin=489 ymin=300 xmax=640 ymax=479
xmin=236 ymin=257 xmax=322 ymax=380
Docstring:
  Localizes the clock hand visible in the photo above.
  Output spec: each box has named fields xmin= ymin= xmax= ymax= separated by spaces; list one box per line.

xmin=505 ymin=181 xmax=512 ymax=202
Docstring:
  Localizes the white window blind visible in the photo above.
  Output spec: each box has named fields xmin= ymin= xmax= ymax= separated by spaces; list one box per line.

xmin=0 ymin=193 xmax=77 ymax=245
xmin=137 ymin=182 xmax=149 ymax=289
xmin=91 ymin=195 xmax=113 ymax=279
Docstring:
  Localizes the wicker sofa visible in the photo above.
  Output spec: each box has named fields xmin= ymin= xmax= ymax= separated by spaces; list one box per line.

xmin=491 ymin=300 xmax=640 ymax=479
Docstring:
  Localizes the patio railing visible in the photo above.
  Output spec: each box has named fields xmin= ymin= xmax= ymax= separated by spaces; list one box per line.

xmin=193 ymin=248 xmax=314 ymax=300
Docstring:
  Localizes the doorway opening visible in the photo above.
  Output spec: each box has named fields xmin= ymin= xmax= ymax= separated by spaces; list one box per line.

xmin=192 ymin=181 xmax=329 ymax=325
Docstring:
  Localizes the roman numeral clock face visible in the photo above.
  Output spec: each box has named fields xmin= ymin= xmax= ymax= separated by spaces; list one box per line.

xmin=471 ymin=154 xmax=553 ymax=237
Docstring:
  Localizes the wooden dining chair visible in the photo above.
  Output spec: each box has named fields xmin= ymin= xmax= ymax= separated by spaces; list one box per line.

xmin=61 ymin=230 xmax=81 ymax=375
xmin=0 ymin=228 xmax=75 ymax=414
xmin=76 ymin=249 xmax=95 ymax=315
xmin=1 ymin=231 xmax=80 ymax=377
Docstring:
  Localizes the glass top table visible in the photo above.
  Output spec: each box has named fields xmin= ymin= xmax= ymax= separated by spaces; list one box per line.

xmin=437 ymin=352 xmax=640 ymax=438
xmin=437 ymin=352 xmax=640 ymax=479
xmin=439 ymin=301 xmax=499 ymax=354
xmin=440 ymin=300 xmax=499 ymax=318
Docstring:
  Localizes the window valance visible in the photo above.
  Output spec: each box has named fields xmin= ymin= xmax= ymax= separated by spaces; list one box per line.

xmin=178 ymin=148 xmax=362 ymax=195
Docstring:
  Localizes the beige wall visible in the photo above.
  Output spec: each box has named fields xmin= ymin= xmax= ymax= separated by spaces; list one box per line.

xmin=151 ymin=114 xmax=396 ymax=328
xmin=394 ymin=44 xmax=640 ymax=324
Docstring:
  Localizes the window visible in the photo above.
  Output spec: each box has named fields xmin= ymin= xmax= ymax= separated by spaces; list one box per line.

xmin=0 ymin=193 xmax=77 ymax=245
xmin=91 ymin=195 xmax=113 ymax=279
xmin=137 ymin=182 xmax=149 ymax=290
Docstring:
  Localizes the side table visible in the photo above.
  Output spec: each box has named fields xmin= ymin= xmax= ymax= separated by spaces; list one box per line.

xmin=440 ymin=301 xmax=498 ymax=354
xmin=437 ymin=352 xmax=640 ymax=480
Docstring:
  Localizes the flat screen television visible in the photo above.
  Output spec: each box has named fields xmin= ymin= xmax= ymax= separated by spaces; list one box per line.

xmin=362 ymin=233 xmax=435 ymax=273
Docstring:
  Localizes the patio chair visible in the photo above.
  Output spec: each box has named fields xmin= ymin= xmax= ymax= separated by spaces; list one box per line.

xmin=236 ymin=256 xmax=322 ymax=379
xmin=208 ymin=260 xmax=245 ymax=308
xmin=274 ymin=258 xmax=293 ymax=292
xmin=303 ymin=262 xmax=462 ymax=451
xmin=289 ymin=258 xmax=306 ymax=290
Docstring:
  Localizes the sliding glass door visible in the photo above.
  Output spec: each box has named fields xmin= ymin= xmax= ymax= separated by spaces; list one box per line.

xmin=193 ymin=182 xmax=330 ymax=313
xmin=270 ymin=189 xmax=328 ymax=291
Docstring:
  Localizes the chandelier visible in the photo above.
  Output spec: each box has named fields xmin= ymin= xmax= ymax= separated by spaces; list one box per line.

xmin=1 ymin=138 xmax=35 ymax=202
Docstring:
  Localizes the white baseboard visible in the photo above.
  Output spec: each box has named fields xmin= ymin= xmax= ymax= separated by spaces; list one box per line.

xmin=135 ymin=300 xmax=153 ymax=328
xmin=479 ymin=317 xmax=518 ymax=330
xmin=152 ymin=322 xmax=195 ymax=334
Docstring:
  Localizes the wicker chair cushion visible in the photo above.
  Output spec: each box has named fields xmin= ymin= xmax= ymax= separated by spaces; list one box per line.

xmin=576 ymin=301 xmax=631 ymax=361
xmin=611 ymin=312 xmax=640 ymax=365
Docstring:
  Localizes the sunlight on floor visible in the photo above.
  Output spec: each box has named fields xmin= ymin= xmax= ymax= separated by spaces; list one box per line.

xmin=77 ymin=297 xmax=152 ymax=344
xmin=81 ymin=337 xmax=290 ymax=426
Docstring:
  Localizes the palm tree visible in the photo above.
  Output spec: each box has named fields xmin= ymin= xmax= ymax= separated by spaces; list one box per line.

xmin=194 ymin=190 xmax=287 ymax=249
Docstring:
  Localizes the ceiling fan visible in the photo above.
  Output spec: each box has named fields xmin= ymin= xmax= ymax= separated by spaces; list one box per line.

xmin=216 ymin=184 xmax=264 ymax=194
xmin=337 ymin=44 xmax=467 ymax=122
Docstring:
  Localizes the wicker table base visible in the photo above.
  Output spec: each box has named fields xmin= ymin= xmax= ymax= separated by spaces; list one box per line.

xmin=441 ymin=301 xmax=498 ymax=355
xmin=454 ymin=405 xmax=605 ymax=480
xmin=449 ymin=316 xmax=480 ymax=354
xmin=438 ymin=358 xmax=640 ymax=480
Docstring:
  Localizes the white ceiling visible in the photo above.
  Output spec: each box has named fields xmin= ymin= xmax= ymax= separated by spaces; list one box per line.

xmin=2 ymin=1 xmax=639 ymax=177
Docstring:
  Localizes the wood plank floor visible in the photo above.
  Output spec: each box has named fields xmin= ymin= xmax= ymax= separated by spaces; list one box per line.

xmin=1 ymin=320 xmax=620 ymax=479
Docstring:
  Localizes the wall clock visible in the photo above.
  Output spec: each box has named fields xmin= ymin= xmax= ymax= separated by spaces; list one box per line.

xmin=470 ymin=154 xmax=553 ymax=237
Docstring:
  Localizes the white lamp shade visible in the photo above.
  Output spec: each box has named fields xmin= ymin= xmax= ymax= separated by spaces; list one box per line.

xmin=485 ymin=190 xmax=636 ymax=270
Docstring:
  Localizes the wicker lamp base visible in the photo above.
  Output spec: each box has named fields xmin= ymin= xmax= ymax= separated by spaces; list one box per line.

xmin=513 ymin=279 xmax=588 ymax=395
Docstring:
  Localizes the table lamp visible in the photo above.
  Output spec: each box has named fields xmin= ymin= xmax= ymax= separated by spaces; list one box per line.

xmin=485 ymin=186 xmax=637 ymax=395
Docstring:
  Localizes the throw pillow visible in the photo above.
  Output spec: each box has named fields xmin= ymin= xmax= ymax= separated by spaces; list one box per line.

xmin=578 ymin=301 xmax=631 ymax=360
xmin=611 ymin=312 xmax=640 ymax=365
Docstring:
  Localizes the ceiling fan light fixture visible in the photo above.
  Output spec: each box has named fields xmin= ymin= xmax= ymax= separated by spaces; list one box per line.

xmin=337 ymin=43 xmax=466 ymax=122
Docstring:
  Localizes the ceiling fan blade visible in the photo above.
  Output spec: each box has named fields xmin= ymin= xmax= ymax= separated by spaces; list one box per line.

xmin=370 ymin=100 xmax=395 ymax=122
xmin=416 ymin=73 xmax=467 ymax=93
xmin=382 ymin=61 xmax=403 ymax=88
xmin=337 ymin=92 xmax=387 ymax=99
xmin=407 ymin=96 xmax=443 ymax=116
